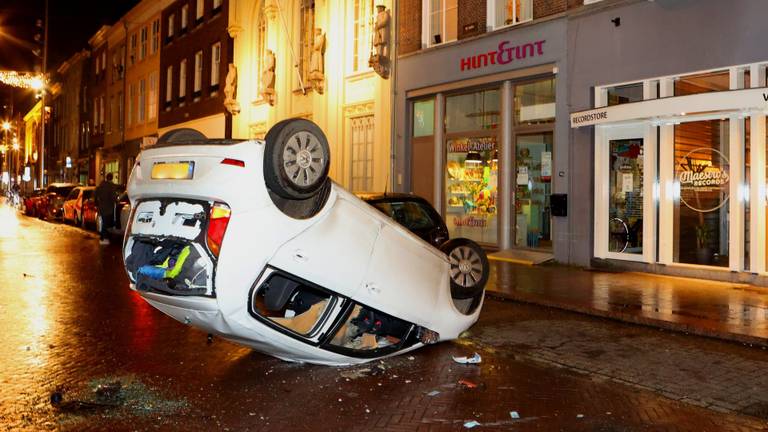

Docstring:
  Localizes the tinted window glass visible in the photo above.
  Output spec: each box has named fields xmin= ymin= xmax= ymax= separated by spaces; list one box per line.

xmin=67 ymin=189 xmax=80 ymax=200
xmin=83 ymin=190 xmax=94 ymax=200
xmin=373 ymin=201 xmax=436 ymax=231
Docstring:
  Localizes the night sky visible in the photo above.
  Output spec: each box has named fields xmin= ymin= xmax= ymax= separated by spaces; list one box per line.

xmin=1 ymin=0 xmax=139 ymax=116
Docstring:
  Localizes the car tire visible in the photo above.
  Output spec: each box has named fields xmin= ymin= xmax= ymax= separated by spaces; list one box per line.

xmin=440 ymin=238 xmax=489 ymax=300
xmin=264 ymin=118 xmax=331 ymax=200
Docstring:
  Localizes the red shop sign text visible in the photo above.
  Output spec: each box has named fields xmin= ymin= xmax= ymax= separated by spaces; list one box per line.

xmin=460 ymin=40 xmax=546 ymax=72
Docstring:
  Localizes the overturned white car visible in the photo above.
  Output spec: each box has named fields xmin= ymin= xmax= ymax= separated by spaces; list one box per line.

xmin=122 ymin=119 xmax=488 ymax=366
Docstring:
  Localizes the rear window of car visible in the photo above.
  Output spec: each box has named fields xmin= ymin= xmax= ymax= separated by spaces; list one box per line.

xmin=50 ymin=186 xmax=76 ymax=196
xmin=372 ymin=201 xmax=436 ymax=231
xmin=67 ymin=189 xmax=80 ymax=200
xmin=82 ymin=190 xmax=94 ymax=200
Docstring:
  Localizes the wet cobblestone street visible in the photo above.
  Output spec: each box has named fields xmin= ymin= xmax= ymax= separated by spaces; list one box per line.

xmin=2 ymin=201 xmax=768 ymax=431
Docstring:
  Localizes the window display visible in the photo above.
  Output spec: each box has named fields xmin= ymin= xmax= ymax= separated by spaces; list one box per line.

xmin=445 ymin=136 xmax=499 ymax=245
xmin=674 ymin=120 xmax=730 ymax=266
xmin=608 ymin=138 xmax=643 ymax=254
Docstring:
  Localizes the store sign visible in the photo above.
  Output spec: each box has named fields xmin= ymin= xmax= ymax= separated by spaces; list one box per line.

xmin=460 ymin=39 xmax=546 ymax=72
xmin=453 ymin=215 xmax=488 ymax=228
xmin=570 ymin=110 xmax=608 ymax=127
xmin=447 ymin=137 xmax=496 ymax=152
xmin=677 ymin=147 xmax=730 ymax=213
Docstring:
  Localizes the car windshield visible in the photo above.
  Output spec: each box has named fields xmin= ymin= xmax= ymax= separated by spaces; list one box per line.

xmin=372 ymin=201 xmax=436 ymax=231
xmin=51 ymin=186 xmax=76 ymax=197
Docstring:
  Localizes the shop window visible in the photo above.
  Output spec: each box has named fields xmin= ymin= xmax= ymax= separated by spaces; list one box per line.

xmin=104 ymin=160 xmax=120 ymax=184
xmin=428 ymin=0 xmax=458 ymax=46
xmin=413 ymin=99 xmax=434 ymax=137
xmin=492 ymin=0 xmax=532 ymax=28
xmin=673 ymin=119 xmax=730 ymax=267
xmin=674 ymin=70 xmax=729 ymax=96
xmin=446 ymin=89 xmax=499 ymax=133
xmin=350 ymin=115 xmax=375 ymax=192
xmin=606 ymin=83 xmax=643 ymax=106
xmin=514 ymin=78 xmax=555 ymax=125
xmin=608 ymin=138 xmax=643 ymax=254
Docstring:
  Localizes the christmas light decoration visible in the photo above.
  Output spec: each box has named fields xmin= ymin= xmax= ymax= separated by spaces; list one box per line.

xmin=0 ymin=71 xmax=46 ymax=90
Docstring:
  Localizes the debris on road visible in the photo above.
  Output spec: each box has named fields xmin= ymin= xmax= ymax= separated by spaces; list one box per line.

xmin=427 ymin=390 xmax=441 ymax=397
xmin=452 ymin=353 xmax=482 ymax=364
xmin=577 ymin=414 xmax=584 ymax=418
xmin=458 ymin=379 xmax=477 ymax=389
xmin=510 ymin=411 xmax=520 ymax=419
xmin=463 ymin=420 xmax=481 ymax=428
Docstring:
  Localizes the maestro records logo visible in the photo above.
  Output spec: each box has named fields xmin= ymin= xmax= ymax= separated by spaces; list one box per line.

xmin=677 ymin=147 xmax=730 ymax=213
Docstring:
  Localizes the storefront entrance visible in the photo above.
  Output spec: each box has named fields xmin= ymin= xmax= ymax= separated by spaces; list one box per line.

xmin=514 ymin=132 xmax=552 ymax=249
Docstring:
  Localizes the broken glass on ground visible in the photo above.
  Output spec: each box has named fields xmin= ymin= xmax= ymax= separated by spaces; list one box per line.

xmin=452 ymin=353 xmax=482 ymax=364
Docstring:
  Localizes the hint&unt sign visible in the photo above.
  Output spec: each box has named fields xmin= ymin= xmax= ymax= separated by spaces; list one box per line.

xmin=460 ymin=40 xmax=546 ymax=72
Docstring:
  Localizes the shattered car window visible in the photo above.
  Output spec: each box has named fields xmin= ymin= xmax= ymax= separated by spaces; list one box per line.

xmin=252 ymin=274 xmax=334 ymax=337
xmin=329 ymin=305 xmax=412 ymax=351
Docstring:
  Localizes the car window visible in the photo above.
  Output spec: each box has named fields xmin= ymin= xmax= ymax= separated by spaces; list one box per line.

xmin=373 ymin=201 xmax=436 ymax=231
xmin=82 ymin=190 xmax=94 ymax=200
xmin=67 ymin=189 xmax=80 ymax=200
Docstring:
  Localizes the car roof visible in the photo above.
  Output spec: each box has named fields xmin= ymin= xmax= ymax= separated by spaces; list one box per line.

xmin=48 ymin=183 xmax=79 ymax=188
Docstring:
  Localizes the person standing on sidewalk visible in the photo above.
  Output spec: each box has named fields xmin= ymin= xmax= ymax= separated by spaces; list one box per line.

xmin=94 ymin=173 xmax=118 ymax=245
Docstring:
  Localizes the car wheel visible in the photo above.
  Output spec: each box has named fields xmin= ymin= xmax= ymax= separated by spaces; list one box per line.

xmin=440 ymin=238 xmax=489 ymax=300
xmin=264 ymin=118 xmax=331 ymax=200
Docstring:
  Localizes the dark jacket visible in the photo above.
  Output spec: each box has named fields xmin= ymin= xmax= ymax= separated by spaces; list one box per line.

xmin=94 ymin=181 xmax=119 ymax=215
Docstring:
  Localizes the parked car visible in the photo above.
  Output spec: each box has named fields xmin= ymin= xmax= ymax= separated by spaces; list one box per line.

xmin=22 ymin=189 xmax=45 ymax=217
xmin=122 ymin=119 xmax=489 ymax=366
xmin=357 ymin=193 xmax=450 ymax=248
xmin=62 ymin=186 xmax=95 ymax=227
xmin=42 ymin=183 xmax=78 ymax=220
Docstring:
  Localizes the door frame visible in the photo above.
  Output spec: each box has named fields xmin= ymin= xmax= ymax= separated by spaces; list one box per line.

xmin=511 ymin=130 xmax=554 ymax=251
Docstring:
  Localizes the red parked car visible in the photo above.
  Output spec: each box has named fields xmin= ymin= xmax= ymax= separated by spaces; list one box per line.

xmin=62 ymin=186 xmax=95 ymax=227
xmin=42 ymin=183 xmax=78 ymax=220
xmin=23 ymin=189 xmax=45 ymax=217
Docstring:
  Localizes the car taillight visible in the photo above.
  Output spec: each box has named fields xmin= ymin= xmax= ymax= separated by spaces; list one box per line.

xmin=207 ymin=203 xmax=231 ymax=257
xmin=221 ymin=158 xmax=245 ymax=167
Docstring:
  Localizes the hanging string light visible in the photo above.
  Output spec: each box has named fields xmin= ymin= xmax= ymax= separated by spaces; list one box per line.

xmin=0 ymin=71 xmax=45 ymax=90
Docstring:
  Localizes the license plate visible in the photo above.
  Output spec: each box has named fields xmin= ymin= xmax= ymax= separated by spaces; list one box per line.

xmin=151 ymin=161 xmax=195 ymax=180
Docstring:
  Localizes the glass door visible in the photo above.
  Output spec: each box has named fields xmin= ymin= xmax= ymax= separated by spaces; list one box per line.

xmin=514 ymin=132 xmax=552 ymax=249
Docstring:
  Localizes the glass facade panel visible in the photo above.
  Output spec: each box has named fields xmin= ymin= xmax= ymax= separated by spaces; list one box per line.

xmin=515 ymin=133 xmax=553 ymax=249
xmin=673 ymin=120 xmax=730 ymax=266
xmin=445 ymin=89 xmax=499 ymax=134
xmin=412 ymin=99 xmax=434 ymax=137
xmin=608 ymin=138 xmax=643 ymax=254
xmin=607 ymin=83 xmax=643 ymax=106
xmin=674 ymin=70 xmax=729 ymax=96
xmin=514 ymin=78 xmax=555 ymax=125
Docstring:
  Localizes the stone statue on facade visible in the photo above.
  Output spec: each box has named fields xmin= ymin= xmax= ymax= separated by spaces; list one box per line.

xmin=260 ymin=50 xmax=276 ymax=106
xmin=369 ymin=4 xmax=390 ymax=79
xmin=224 ymin=63 xmax=241 ymax=115
xmin=308 ymin=28 xmax=326 ymax=94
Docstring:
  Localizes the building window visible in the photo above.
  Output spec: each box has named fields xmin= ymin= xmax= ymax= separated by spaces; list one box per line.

xmin=139 ymin=79 xmax=146 ymax=123
xmin=104 ymin=160 xmax=119 ymax=184
xmin=352 ymin=0 xmax=374 ymax=73
xmin=210 ymin=42 xmax=221 ymax=90
xmin=194 ymin=50 xmax=203 ymax=96
xmin=492 ymin=0 xmax=532 ymax=28
xmin=428 ymin=0 xmax=457 ymax=46
xmin=140 ymin=26 xmax=148 ymax=61
xmin=298 ymin=0 xmax=315 ymax=85
xmin=165 ymin=65 xmax=173 ymax=108
xmin=413 ymin=99 xmax=435 ymax=137
xmin=350 ymin=115 xmax=375 ymax=192
xmin=674 ymin=70 xmax=730 ymax=96
xmin=117 ymin=92 xmax=123 ymax=131
xmin=446 ymin=88 xmax=499 ymax=133
xmin=93 ymin=99 xmax=98 ymax=127
xmin=128 ymin=84 xmax=135 ymax=127
xmin=151 ymin=19 xmax=160 ymax=54
xmin=606 ymin=83 xmax=643 ymax=106
xmin=167 ymin=13 xmax=175 ymax=40
xmin=181 ymin=4 xmax=189 ymax=31
xmin=95 ymin=55 xmax=100 ymax=75
xmin=179 ymin=59 xmax=187 ymax=100
xmin=196 ymin=0 xmax=204 ymax=22
xmin=99 ymin=96 xmax=105 ymax=131
xmin=673 ymin=119 xmax=730 ymax=267
xmin=130 ymin=33 xmax=137 ymax=65
xmin=101 ymin=51 xmax=106 ymax=72
xmin=108 ymin=96 xmax=114 ymax=133
xmin=149 ymin=72 xmax=158 ymax=120
xmin=213 ymin=0 xmax=222 ymax=12
xmin=256 ymin=9 xmax=267 ymax=95
xmin=514 ymin=77 xmax=556 ymax=125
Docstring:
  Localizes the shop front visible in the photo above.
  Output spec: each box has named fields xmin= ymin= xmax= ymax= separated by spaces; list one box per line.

xmin=572 ymin=62 xmax=768 ymax=280
xmin=395 ymin=18 xmax=569 ymax=257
